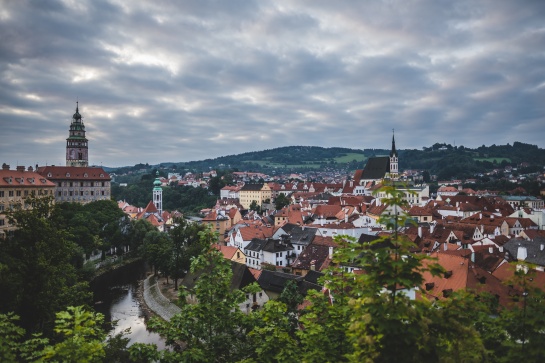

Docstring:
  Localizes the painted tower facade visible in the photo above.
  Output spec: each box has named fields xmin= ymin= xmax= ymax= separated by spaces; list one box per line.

xmin=66 ymin=102 xmax=89 ymax=167
xmin=153 ymin=171 xmax=163 ymax=215
xmin=389 ymin=131 xmax=399 ymax=180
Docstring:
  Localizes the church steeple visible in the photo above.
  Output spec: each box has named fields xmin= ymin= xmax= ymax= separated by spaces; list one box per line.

xmin=66 ymin=102 xmax=89 ymax=167
xmin=390 ymin=130 xmax=397 ymax=157
xmin=389 ymin=129 xmax=398 ymax=179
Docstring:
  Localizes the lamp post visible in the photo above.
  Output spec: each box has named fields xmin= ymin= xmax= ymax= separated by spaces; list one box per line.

xmin=521 ymin=290 xmax=528 ymax=352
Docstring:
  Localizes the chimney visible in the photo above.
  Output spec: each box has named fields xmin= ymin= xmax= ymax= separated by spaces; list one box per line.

xmin=517 ymin=246 xmax=527 ymax=261
xmin=2 ymin=163 xmax=9 ymax=170
xmin=541 ymin=244 xmax=544 ymax=251
xmin=430 ymin=224 xmax=435 ymax=234
xmin=16 ymin=166 xmax=25 ymax=172
xmin=320 ymin=215 xmax=324 ymax=227
xmin=310 ymin=260 xmax=316 ymax=271
xmin=489 ymin=247 xmax=494 ymax=254
xmin=418 ymin=226 xmax=422 ymax=238
xmin=328 ymin=246 xmax=333 ymax=259
xmin=27 ymin=166 xmax=33 ymax=172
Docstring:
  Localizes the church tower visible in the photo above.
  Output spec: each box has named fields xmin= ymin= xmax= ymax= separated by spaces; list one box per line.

xmin=389 ymin=130 xmax=399 ymax=180
xmin=66 ymin=102 xmax=89 ymax=167
xmin=153 ymin=171 xmax=163 ymax=215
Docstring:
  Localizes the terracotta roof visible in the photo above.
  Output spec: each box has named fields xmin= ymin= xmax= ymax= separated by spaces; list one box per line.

xmin=213 ymin=244 xmax=239 ymax=259
xmin=0 ymin=169 xmax=55 ymax=187
xmin=37 ymin=166 xmax=110 ymax=180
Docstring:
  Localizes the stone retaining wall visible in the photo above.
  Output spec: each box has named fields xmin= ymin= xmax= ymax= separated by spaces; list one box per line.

xmin=143 ymin=275 xmax=181 ymax=321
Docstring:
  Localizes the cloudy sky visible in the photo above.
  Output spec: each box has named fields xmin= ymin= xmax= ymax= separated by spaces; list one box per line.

xmin=1 ymin=0 xmax=544 ymax=168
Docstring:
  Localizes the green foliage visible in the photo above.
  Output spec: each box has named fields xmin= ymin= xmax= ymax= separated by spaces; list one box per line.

xmin=167 ymin=218 xmax=210 ymax=289
xmin=0 ymin=307 xmax=117 ymax=363
xmin=274 ymin=194 xmax=291 ymax=210
xmin=40 ymin=306 xmax=107 ymax=363
xmin=141 ymin=230 xmax=172 ymax=275
xmin=249 ymin=200 xmax=261 ymax=213
xmin=0 ymin=312 xmax=25 ymax=362
xmin=132 ymin=241 xmax=255 ymax=362
xmin=0 ymin=196 xmax=91 ymax=333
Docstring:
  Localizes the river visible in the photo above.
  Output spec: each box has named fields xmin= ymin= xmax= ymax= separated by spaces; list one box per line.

xmin=92 ymin=260 xmax=166 ymax=350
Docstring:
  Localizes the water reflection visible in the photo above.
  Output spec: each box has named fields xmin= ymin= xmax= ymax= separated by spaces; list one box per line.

xmin=93 ymin=264 xmax=166 ymax=350
xmin=105 ymin=283 xmax=166 ymax=349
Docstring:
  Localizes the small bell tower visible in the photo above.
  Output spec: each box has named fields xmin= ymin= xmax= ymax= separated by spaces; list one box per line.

xmin=389 ymin=129 xmax=398 ymax=180
xmin=66 ymin=102 xmax=89 ymax=167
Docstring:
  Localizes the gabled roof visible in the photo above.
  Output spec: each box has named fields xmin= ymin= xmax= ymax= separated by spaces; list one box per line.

xmin=0 ymin=169 xmax=55 ymax=187
xmin=360 ymin=156 xmax=390 ymax=180
xmin=503 ymin=237 xmax=545 ymax=266
xmin=37 ymin=166 xmax=110 ymax=180
xmin=291 ymin=243 xmax=332 ymax=271
xmin=181 ymin=260 xmax=257 ymax=292
xmin=213 ymin=244 xmax=240 ymax=260
xmin=240 ymin=183 xmax=267 ymax=191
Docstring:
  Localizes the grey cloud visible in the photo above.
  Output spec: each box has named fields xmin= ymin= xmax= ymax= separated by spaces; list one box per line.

xmin=1 ymin=0 xmax=544 ymax=167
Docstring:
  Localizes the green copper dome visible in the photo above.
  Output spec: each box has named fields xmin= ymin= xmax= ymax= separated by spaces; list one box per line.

xmin=153 ymin=171 xmax=162 ymax=189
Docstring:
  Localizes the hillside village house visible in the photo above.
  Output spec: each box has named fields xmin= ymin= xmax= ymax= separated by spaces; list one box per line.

xmin=239 ymin=183 xmax=272 ymax=209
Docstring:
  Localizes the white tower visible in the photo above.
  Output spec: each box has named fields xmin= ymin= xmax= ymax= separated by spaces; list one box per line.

xmin=389 ymin=130 xmax=399 ymax=180
xmin=153 ymin=171 xmax=163 ymax=215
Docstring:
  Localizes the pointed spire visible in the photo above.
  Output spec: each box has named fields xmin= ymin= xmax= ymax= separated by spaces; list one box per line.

xmin=73 ymin=101 xmax=82 ymax=121
xmin=390 ymin=129 xmax=397 ymax=157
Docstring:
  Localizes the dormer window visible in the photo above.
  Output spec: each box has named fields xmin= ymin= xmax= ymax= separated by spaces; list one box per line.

xmin=48 ymin=173 xmax=52 ymax=177
xmin=84 ymin=173 xmax=88 ymax=178
xmin=66 ymin=173 xmax=70 ymax=177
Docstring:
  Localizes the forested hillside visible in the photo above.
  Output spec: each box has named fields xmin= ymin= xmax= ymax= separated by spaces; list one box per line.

xmin=110 ymin=142 xmax=545 ymax=179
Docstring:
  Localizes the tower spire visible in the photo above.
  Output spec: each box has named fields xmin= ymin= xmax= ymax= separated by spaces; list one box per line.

xmin=390 ymin=129 xmax=397 ymax=157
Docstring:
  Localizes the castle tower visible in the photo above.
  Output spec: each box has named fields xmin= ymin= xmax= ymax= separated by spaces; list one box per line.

xmin=66 ymin=102 xmax=89 ymax=167
xmin=153 ymin=171 xmax=163 ymax=215
xmin=389 ymin=130 xmax=399 ymax=180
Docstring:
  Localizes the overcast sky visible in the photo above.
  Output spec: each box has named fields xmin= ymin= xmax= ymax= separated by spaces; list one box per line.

xmin=1 ymin=0 xmax=544 ymax=168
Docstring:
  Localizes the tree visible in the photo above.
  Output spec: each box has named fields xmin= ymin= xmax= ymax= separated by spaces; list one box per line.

xmin=296 ymin=185 xmax=451 ymax=362
xmin=274 ymin=194 xmax=291 ymax=210
xmin=131 ymin=234 xmax=257 ymax=362
xmin=141 ymin=230 xmax=172 ymax=276
xmin=168 ymin=218 xmax=209 ymax=289
xmin=249 ymin=200 xmax=261 ymax=213
xmin=0 ymin=196 xmax=91 ymax=333
xmin=278 ymin=279 xmax=304 ymax=335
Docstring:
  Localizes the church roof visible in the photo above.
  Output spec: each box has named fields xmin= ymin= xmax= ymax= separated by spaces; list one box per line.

xmin=360 ymin=156 xmax=390 ymax=180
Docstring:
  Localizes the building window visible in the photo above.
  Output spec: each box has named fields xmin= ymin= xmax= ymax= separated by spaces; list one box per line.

xmin=16 ymin=190 xmax=21 ymax=196
xmin=69 ymin=191 xmax=73 ymax=196
xmin=58 ymin=192 xmax=61 ymax=197
xmin=0 ymin=219 xmax=4 ymax=226
xmin=58 ymin=182 xmax=62 ymax=187
xmin=0 ymin=205 xmax=4 ymax=211
xmin=0 ymin=191 xmax=3 ymax=197
xmin=9 ymin=191 xmax=14 ymax=197
xmin=70 ymin=182 xmax=73 ymax=187
xmin=24 ymin=190 xmax=28 ymax=196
